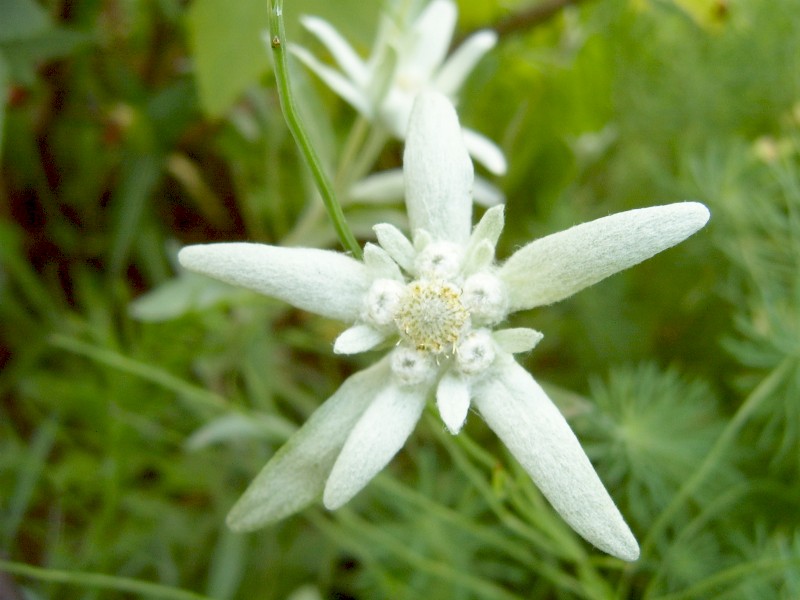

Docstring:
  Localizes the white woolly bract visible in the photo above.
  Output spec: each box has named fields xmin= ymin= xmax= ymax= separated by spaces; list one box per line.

xmin=178 ymin=243 xmax=369 ymax=322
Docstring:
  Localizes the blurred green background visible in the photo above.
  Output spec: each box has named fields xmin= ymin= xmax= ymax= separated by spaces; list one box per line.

xmin=2 ymin=0 xmax=800 ymax=598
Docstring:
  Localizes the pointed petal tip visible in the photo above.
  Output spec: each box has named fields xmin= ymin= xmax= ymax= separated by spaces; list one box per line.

xmin=461 ymin=128 xmax=508 ymax=175
xmin=473 ymin=359 xmax=641 ymax=562
xmin=298 ymin=14 xmax=320 ymax=28
xmin=683 ymin=200 xmax=711 ymax=228
xmin=618 ymin=539 xmax=641 ymax=562
xmin=321 ymin=467 xmax=362 ymax=510
xmin=333 ymin=325 xmax=385 ymax=355
xmin=321 ymin=486 xmax=348 ymax=510
xmin=177 ymin=244 xmax=206 ymax=271
xmin=224 ymin=506 xmax=252 ymax=533
xmin=441 ymin=408 xmax=467 ymax=434
xmin=469 ymin=28 xmax=498 ymax=50
xmin=436 ymin=373 xmax=471 ymax=434
xmin=602 ymin=529 xmax=640 ymax=561
xmin=224 ymin=489 xmax=275 ymax=533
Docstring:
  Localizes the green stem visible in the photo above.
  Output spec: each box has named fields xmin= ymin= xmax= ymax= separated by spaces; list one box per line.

xmin=0 ymin=559 xmax=212 ymax=600
xmin=267 ymin=0 xmax=362 ymax=259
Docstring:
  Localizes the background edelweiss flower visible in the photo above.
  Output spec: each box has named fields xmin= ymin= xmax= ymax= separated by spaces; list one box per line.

xmin=290 ymin=0 xmax=507 ymax=175
xmin=178 ymin=92 xmax=710 ymax=562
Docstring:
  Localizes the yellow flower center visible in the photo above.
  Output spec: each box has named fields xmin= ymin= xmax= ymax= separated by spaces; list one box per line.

xmin=394 ymin=280 xmax=469 ymax=354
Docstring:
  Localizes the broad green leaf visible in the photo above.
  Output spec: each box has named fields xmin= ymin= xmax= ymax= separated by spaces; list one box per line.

xmin=0 ymin=0 xmax=50 ymax=43
xmin=186 ymin=0 xmax=270 ymax=116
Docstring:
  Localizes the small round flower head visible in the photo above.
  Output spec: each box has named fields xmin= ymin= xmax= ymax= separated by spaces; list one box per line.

xmin=455 ymin=329 xmax=496 ymax=375
xmin=462 ymin=272 xmax=507 ymax=325
xmin=394 ymin=280 xmax=469 ymax=354
xmin=363 ymin=279 xmax=405 ymax=328
xmin=391 ymin=346 xmax=436 ymax=386
xmin=415 ymin=241 xmax=463 ymax=280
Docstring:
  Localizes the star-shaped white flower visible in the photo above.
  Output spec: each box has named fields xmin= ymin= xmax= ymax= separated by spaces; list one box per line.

xmin=178 ymin=93 xmax=709 ymax=561
xmin=290 ymin=0 xmax=507 ymax=175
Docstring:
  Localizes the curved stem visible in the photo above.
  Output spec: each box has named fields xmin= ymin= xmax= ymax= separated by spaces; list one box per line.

xmin=267 ymin=0 xmax=362 ymax=259
xmin=0 ymin=559 xmax=212 ymax=600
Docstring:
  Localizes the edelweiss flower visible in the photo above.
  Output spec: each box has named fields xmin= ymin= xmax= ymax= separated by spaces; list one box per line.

xmin=291 ymin=0 xmax=506 ymax=175
xmin=178 ymin=93 xmax=709 ymax=561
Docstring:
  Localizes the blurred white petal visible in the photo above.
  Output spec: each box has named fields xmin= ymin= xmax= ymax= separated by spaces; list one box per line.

xmin=435 ymin=29 xmax=497 ymax=97
xmin=350 ymin=170 xmax=405 ymax=203
xmin=462 ymin=127 xmax=508 ymax=176
xmin=299 ymin=15 xmax=368 ymax=87
xmin=289 ymin=44 xmax=371 ymax=116
xmin=404 ymin=0 xmax=457 ymax=81
xmin=473 ymin=176 xmax=505 ymax=207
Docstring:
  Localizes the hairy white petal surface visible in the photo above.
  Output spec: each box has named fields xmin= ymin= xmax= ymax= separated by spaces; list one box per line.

xmin=435 ymin=29 xmax=497 ymax=97
xmin=226 ymin=359 xmax=390 ymax=531
xmin=299 ymin=15 xmax=368 ymax=87
xmin=437 ymin=372 xmax=471 ymax=434
xmin=500 ymin=202 xmax=711 ymax=312
xmin=374 ymin=223 xmax=416 ymax=272
xmin=404 ymin=93 xmax=473 ymax=245
xmin=334 ymin=324 xmax=386 ymax=355
xmin=469 ymin=205 xmax=505 ymax=250
xmin=178 ymin=243 xmax=369 ymax=322
xmin=462 ymin=239 xmax=496 ymax=277
xmin=413 ymin=229 xmax=433 ymax=252
xmin=473 ymin=357 xmax=640 ymax=561
xmin=289 ymin=44 xmax=371 ymax=116
xmin=324 ymin=384 xmax=426 ymax=508
xmin=461 ymin=127 xmax=508 ymax=176
xmin=363 ymin=243 xmax=403 ymax=281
